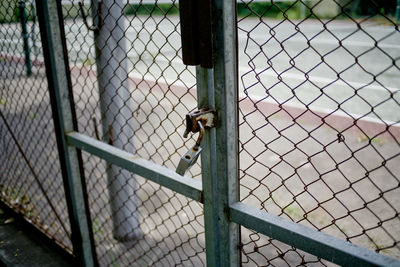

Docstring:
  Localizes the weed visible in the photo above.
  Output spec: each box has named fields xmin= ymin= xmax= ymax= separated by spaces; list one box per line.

xmin=358 ymin=134 xmax=386 ymax=145
xmin=82 ymin=58 xmax=95 ymax=67
xmin=92 ymin=218 xmax=102 ymax=241
xmin=283 ymin=204 xmax=303 ymax=221
xmin=27 ymin=113 xmax=36 ymax=120
xmin=109 ymin=250 xmax=119 ymax=267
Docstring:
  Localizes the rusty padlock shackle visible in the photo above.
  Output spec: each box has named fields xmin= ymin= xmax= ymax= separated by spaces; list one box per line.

xmin=194 ymin=121 xmax=205 ymax=150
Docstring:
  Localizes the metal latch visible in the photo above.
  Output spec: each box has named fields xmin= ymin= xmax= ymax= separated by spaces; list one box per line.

xmin=176 ymin=108 xmax=217 ymax=176
xmin=183 ymin=108 xmax=217 ymax=138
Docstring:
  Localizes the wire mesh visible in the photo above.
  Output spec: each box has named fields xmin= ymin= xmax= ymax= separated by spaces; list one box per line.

xmin=238 ymin=0 xmax=400 ymax=265
xmin=82 ymin=151 xmax=205 ymax=266
xmin=241 ymin=226 xmax=335 ymax=266
xmin=0 ymin=0 xmax=72 ymax=251
xmin=3 ymin=0 xmax=398 ymax=265
xmin=62 ymin=0 xmax=205 ymax=265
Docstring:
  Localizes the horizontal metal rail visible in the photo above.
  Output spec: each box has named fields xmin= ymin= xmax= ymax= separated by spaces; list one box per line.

xmin=66 ymin=132 xmax=203 ymax=203
xmin=230 ymin=202 xmax=400 ymax=267
xmin=66 ymin=132 xmax=400 ymax=266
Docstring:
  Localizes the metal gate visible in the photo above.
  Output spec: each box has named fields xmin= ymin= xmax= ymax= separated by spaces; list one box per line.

xmin=1 ymin=0 xmax=400 ymax=266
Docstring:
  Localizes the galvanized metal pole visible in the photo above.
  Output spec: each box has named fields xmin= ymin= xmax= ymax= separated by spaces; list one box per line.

xmin=213 ymin=0 xmax=240 ymax=262
xmin=19 ymin=0 xmax=32 ymax=76
xmin=198 ymin=0 xmax=240 ymax=263
xmin=30 ymin=0 xmax=39 ymax=59
xmin=91 ymin=0 xmax=142 ymax=241
xmin=196 ymin=67 xmax=221 ymax=266
xmin=396 ymin=0 xmax=400 ymax=22
xmin=35 ymin=0 xmax=97 ymax=266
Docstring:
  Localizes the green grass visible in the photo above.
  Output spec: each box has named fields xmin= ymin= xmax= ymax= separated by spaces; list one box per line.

xmin=124 ymin=2 xmax=301 ymax=18
xmin=0 ymin=1 xmax=36 ymax=24
xmin=125 ymin=3 xmax=179 ymax=16
xmin=237 ymin=1 xmax=299 ymax=18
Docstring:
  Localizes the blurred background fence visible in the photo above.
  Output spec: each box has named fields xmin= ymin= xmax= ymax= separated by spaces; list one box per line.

xmin=0 ymin=0 xmax=399 ymax=266
xmin=0 ymin=0 xmax=72 ymax=252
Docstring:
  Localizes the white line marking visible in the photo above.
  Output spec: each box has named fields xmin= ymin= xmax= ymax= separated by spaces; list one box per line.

xmin=239 ymin=66 xmax=399 ymax=92
xmin=239 ymin=92 xmax=399 ymax=126
xmin=238 ymin=34 xmax=400 ymax=50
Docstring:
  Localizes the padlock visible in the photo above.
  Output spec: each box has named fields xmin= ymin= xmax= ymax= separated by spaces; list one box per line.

xmin=176 ymin=109 xmax=216 ymax=176
xmin=176 ymin=145 xmax=202 ymax=176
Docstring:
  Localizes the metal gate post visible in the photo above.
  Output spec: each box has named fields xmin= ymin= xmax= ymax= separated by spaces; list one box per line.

xmin=18 ymin=0 xmax=32 ymax=76
xmin=397 ymin=0 xmax=400 ymax=21
xmin=198 ymin=0 xmax=240 ymax=264
xmin=35 ymin=0 xmax=97 ymax=266
xmin=196 ymin=67 xmax=220 ymax=265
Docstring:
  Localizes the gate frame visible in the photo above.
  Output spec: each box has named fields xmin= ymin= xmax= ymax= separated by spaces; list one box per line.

xmin=36 ymin=0 xmax=400 ymax=266
xmin=35 ymin=0 xmax=97 ymax=266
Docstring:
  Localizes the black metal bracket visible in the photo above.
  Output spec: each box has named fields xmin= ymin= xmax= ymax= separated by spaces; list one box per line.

xmin=179 ymin=0 xmax=213 ymax=68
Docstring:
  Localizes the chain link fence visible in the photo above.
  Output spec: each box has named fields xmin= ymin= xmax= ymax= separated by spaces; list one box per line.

xmin=62 ymin=0 xmax=205 ymax=265
xmin=238 ymin=0 xmax=400 ymax=265
xmin=1 ymin=0 xmax=400 ymax=266
xmin=0 ymin=0 xmax=72 ymax=251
